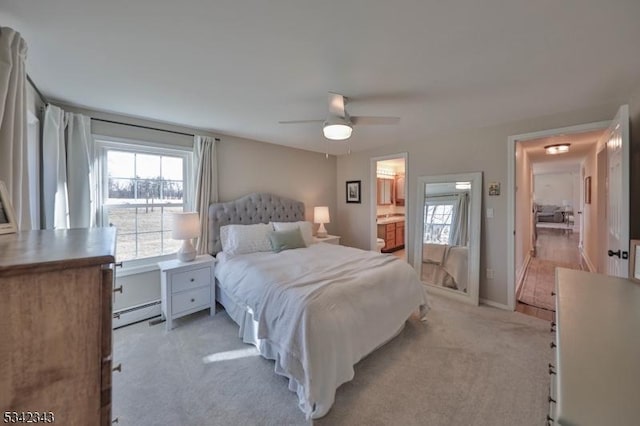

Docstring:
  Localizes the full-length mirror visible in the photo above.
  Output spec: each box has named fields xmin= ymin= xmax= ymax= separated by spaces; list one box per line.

xmin=414 ymin=172 xmax=482 ymax=305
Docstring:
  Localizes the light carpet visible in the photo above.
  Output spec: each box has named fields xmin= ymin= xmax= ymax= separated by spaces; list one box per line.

xmin=112 ymin=295 xmax=551 ymax=425
xmin=518 ymin=258 xmax=578 ymax=311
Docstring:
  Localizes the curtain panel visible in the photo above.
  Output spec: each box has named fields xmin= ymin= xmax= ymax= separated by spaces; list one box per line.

xmin=193 ymin=135 xmax=218 ymax=254
xmin=0 ymin=27 xmax=31 ymax=230
xmin=42 ymin=104 xmax=96 ymax=229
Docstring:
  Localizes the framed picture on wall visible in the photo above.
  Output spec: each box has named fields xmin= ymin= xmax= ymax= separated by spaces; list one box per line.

xmin=346 ymin=180 xmax=361 ymax=204
xmin=584 ymin=176 xmax=592 ymax=204
xmin=0 ymin=181 xmax=18 ymax=235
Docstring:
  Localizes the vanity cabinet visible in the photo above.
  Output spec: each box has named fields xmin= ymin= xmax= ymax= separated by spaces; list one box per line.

xmin=0 ymin=228 xmax=117 ymax=425
xmin=377 ymin=220 xmax=404 ymax=252
xmin=395 ymin=174 xmax=405 ymax=206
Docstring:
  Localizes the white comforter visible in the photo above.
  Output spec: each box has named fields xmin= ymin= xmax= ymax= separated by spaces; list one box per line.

xmin=215 ymin=243 xmax=429 ymax=419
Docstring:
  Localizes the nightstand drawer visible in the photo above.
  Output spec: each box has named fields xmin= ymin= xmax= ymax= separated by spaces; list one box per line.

xmin=172 ymin=266 xmax=211 ymax=293
xmin=172 ymin=286 xmax=211 ymax=314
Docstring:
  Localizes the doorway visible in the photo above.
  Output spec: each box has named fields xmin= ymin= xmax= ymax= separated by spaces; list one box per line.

xmin=370 ymin=153 xmax=408 ymax=261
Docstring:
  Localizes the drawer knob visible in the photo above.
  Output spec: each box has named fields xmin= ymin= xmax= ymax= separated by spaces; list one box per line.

xmin=548 ymin=363 xmax=556 ymax=375
xmin=546 ymin=414 xmax=554 ymax=425
xmin=113 ymin=285 xmax=123 ymax=294
xmin=113 ymin=363 xmax=122 ymax=373
xmin=550 ymin=322 xmax=556 ymax=333
xmin=112 ymin=418 xmax=119 ymax=424
xmin=191 ymin=298 xmax=195 ymax=303
xmin=551 ymin=291 xmax=556 ymax=296
xmin=115 ymin=262 xmax=123 ymax=268
xmin=548 ymin=395 xmax=556 ymax=404
xmin=190 ymin=278 xmax=195 ymax=282
xmin=550 ymin=341 xmax=556 ymax=349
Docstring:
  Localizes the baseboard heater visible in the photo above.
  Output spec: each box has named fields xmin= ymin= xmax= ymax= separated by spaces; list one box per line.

xmin=113 ymin=300 xmax=161 ymax=329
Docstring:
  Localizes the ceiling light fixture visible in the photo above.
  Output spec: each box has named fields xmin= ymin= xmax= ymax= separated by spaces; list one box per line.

xmin=323 ymin=117 xmax=353 ymax=140
xmin=544 ymin=144 xmax=570 ymax=155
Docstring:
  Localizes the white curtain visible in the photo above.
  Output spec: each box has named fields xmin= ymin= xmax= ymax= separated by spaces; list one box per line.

xmin=193 ymin=135 xmax=218 ymax=254
xmin=0 ymin=27 xmax=31 ymax=230
xmin=42 ymin=104 xmax=96 ymax=229
xmin=450 ymin=193 xmax=469 ymax=246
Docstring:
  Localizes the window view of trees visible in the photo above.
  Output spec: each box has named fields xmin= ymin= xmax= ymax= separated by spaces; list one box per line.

xmin=103 ymin=149 xmax=186 ymax=261
xmin=424 ymin=203 xmax=454 ymax=245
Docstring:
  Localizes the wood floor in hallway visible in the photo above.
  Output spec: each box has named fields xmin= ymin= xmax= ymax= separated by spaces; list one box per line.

xmin=516 ymin=228 xmax=584 ymax=321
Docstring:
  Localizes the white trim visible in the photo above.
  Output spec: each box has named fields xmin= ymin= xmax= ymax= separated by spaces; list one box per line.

xmin=516 ymin=253 xmax=532 ymax=295
xmin=480 ymin=298 xmax=511 ymax=311
xmin=369 ymin=153 xmax=408 ymax=252
xmin=581 ymin=248 xmax=597 ymax=273
xmin=507 ymin=120 xmax=610 ymax=311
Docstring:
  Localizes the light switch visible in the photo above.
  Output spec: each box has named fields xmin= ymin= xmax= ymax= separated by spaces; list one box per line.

xmin=486 ymin=208 xmax=494 ymax=218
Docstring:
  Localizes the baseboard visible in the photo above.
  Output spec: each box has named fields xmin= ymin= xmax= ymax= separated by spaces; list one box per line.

xmin=581 ymin=250 xmax=596 ymax=272
xmin=113 ymin=300 xmax=161 ymax=329
xmin=480 ymin=298 xmax=511 ymax=311
xmin=515 ymin=253 xmax=532 ymax=298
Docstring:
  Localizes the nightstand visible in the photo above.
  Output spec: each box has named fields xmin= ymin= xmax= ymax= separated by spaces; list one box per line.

xmin=314 ymin=234 xmax=341 ymax=245
xmin=158 ymin=255 xmax=216 ymax=331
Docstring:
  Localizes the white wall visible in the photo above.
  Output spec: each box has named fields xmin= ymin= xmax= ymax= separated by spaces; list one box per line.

xmin=336 ymin=102 xmax=621 ymax=306
xmin=534 ymin=172 xmax=575 ymax=207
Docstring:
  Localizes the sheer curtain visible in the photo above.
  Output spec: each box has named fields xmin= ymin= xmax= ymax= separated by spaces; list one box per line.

xmin=193 ymin=135 xmax=218 ymax=254
xmin=450 ymin=193 xmax=469 ymax=246
xmin=0 ymin=27 xmax=31 ymax=230
xmin=42 ymin=104 xmax=96 ymax=229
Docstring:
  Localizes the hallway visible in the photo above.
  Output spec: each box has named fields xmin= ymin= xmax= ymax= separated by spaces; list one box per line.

xmin=516 ymin=228 xmax=584 ymax=320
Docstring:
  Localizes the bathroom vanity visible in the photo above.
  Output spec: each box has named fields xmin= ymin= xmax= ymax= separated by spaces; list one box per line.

xmin=377 ymin=216 xmax=405 ymax=253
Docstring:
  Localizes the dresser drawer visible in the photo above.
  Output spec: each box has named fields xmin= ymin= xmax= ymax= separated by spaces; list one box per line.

xmin=172 ymin=266 xmax=211 ymax=293
xmin=172 ymin=286 xmax=211 ymax=315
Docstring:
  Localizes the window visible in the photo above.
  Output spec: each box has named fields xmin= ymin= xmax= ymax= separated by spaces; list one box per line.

xmin=424 ymin=202 xmax=456 ymax=245
xmin=98 ymin=139 xmax=192 ymax=263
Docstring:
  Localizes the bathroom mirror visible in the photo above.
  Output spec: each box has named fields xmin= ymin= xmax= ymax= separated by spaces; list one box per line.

xmin=414 ymin=172 xmax=482 ymax=305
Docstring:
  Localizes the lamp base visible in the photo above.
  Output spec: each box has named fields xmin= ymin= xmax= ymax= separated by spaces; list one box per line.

xmin=316 ymin=223 xmax=328 ymax=238
xmin=177 ymin=240 xmax=197 ymax=262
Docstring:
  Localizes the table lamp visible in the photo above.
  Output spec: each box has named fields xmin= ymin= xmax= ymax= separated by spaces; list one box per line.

xmin=314 ymin=206 xmax=330 ymax=238
xmin=172 ymin=212 xmax=200 ymax=262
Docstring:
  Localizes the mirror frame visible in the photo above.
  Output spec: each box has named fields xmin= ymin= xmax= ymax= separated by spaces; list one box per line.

xmin=631 ymin=239 xmax=640 ymax=283
xmin=413 ymin=172 xmax=482 ymax=305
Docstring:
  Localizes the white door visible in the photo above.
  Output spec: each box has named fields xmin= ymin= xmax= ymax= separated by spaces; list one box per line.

xmin=606 ymin=105 xmax=630 ymax=278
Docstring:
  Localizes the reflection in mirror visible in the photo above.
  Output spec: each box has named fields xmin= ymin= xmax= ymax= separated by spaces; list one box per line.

xmin=414 ymin=172 xmax=482 ymax=305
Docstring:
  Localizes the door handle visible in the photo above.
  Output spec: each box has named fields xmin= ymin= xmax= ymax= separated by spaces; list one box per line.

xmin=608 ymin=249 xmax=621 ymax=258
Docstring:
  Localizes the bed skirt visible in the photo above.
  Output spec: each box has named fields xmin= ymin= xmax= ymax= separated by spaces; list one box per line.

xmin=215 ymin=281 xmax=409 ymax=419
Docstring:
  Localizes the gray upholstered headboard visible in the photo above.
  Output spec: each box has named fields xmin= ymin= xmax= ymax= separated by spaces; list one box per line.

xmin=208 ymin=193 xmax=305 ymax=255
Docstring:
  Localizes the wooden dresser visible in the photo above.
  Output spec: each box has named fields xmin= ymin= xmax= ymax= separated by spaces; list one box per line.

xmin=549 ymin=268 xmax=640 ymax=425
xmin=0 ymin=229 xmax=117 ymax=426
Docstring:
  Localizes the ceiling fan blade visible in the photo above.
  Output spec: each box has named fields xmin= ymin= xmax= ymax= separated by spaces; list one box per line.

xmin=278 ymin=119 xmax=324 ymax=125
xmin=351 ymin=116 xmax=400 ymax=125
xmin=328 ymin=92 xmax=346 ymax=117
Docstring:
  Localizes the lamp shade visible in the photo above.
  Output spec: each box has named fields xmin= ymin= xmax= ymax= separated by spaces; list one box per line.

xmin=172 ymin=212 xmax=200 ymax=240
xmin=314 ymin=206 xmax=330 ymax=224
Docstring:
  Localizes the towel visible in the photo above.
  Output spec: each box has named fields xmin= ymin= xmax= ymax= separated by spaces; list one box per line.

xmin=423 ymin=243 xmax=448 ymax=264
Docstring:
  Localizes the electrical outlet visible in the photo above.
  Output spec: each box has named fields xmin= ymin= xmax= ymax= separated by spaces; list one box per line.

xmin=486 ymin=268 xmax=494 ymax=279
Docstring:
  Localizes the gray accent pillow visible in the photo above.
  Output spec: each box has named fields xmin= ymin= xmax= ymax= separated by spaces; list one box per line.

xmin=268 ymin=228 xmax=307 ymax=253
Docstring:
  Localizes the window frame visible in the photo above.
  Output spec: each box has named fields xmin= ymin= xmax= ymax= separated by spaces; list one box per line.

xmin=423 ymin=197 xmax=458 ymax=245
xmin=95 ymin=135 xmax=194 ymax=268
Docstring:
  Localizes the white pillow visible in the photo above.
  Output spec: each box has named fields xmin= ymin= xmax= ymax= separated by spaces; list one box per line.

xmin=220 ymin=223 xmax=273 ymax=256
xmin=272 ymin=221 xmax=314 ymax=246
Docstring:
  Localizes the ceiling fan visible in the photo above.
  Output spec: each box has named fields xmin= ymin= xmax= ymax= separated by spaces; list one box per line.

xmin=279 ymin=92 xmax=400 ymax=140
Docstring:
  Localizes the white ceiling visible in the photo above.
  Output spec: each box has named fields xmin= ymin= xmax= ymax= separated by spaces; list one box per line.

xmin=3 ymin=0 xmax=640 ymax=155
xmin=523 ymin=129 xmax=603 ymax=174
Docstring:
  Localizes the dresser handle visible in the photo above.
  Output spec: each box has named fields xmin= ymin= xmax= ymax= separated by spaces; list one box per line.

xmin=548 ymin=363 xmax=556 ymax=375
xmin=113 ymin=286 xmax=123 ymax=294
xmin=112 ymin=418 xmax=119 ymax=424
xmin=191 ymin=298 xmax=195 ymax=303
xmin=548 ymin=395 xmax=556 ymax=404
xmin=190 ymin=278 xmax=195 ymax=282
xmin=550 ymin=322 xmax=556 ymax=333
xmin=113 ymin=363 xmax=122 ymax=373
xmin=550 ymin=341 xmax=556 ymax=349
xmin=546 ymin=414 xmax=554 ymax=425
xmin=115 ymin=262 xmax=123 ymax=268
xmin=551 ymin=291 xmax=556 ymax=296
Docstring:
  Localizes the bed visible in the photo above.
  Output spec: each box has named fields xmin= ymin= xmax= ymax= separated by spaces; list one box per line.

xmin=422 ymin=243 xmax=468 ymax=292
xmin=208 ymin=193 xmax=429 ymax=419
